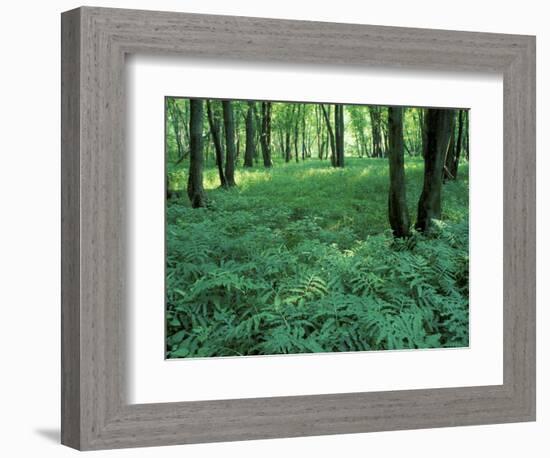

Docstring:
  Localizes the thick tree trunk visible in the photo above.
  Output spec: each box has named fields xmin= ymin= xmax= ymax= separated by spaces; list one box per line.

xmin=187 ymin=99 xmax=207 ymax=208
xmin=415 ymin=109 xmax=454 ymax=232
xmin=334 ymin=104 xmax=345 ymax=167
xmin=420 ymin=108 xmax=428 ymax=159
xmin=387 ymin=107 xmax=410 ymax=238
xmin=244 ymin=101 xmax=255 ymax=168
xmin=260 ymin=101 xmax=272 ymax=167
xmin=321 ymin=104 xmax=336 ymax=166
xmin=206 ymin=100 xmax=227 ymax=188
xmin=222 ymin=100 xmax=237 ymax=187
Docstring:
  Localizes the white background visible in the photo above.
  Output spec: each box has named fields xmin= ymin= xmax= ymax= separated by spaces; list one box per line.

xmin=128 ymin=57 xmax=503 ymax=403
xmin=0 ymin=1 xmax=546 ymax=457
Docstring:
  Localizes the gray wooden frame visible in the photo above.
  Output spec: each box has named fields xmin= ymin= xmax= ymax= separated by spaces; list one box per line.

xmin=61 ymin=6 xmax=536 ymax=451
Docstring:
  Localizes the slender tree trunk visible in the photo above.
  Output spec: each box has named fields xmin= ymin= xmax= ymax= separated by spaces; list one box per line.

xmin=187 ymin=99 xmax=207 ymax=208
xmin=415 ymin=109 xmax=454 ymax=232
xmin=334 ymin=104 xmax=345 ymax=167
xmin=244 ymin=101 xmax=255 ymax=168
xmin=260 ymin=101 xmax=272 ymax=167
xmin=301 ymin=109 xmax=307 ymax=160
xmin=294 ymin=105 xmax=300 ymax=163
xmin=321 ymin=104 xmax=336 ymax=166
xmin=222 ymin=100 xmax=237 ymax=187
xmin=463 ymin=111 xmax=469 ymax=160
xmin=172 ymin=113 xmax=184 ymax=162
xmin=206 ymin=100 xmax=227 ymax=188
xmin=381 ymin=116 xmax=389 ymax=158
xmin=284 ymin=131 xmax=291 ymax=162
xmin=167 ymin=99 xmax=186 ymax=163
xmin=277 ymin=129 xmax=284 ymax=159
xmin=443 ymin=112 xmax=457 ymax=181
xmin=450 ymin=109 xmax=465 ymax=179
xmin=387 ymin=107 xmax=410 ymax=238
xmin=235 ymin=112 xmax=241 ymax=164
xmin=369 ymin=107 xmax=383 ymax=158
xmin=315 ymin=105 xmax=324 ymax=159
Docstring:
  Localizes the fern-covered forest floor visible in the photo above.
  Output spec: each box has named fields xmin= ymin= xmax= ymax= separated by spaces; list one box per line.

xmin=166 ymin=157 xmax=469 ymax=358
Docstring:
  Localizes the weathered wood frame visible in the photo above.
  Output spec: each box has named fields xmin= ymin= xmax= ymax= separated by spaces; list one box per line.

xmin=61 ymin=6 xmax=536 ymax=450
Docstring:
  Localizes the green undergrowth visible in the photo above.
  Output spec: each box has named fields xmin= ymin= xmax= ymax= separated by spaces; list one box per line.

xmin=166 ymin=158 xmax=469 ymax=358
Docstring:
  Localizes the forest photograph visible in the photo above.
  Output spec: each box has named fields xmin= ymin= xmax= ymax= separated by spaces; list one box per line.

xmin=165 ymin=97 xmax=470 ymax=359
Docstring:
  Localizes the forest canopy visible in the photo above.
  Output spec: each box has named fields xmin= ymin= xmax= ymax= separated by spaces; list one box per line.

xmin=165 ymin=97 xmax=469 ymax=359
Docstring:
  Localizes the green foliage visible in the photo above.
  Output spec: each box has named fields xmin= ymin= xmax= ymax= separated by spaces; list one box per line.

xmin=166 ymin=158 xmax=469 ymax=358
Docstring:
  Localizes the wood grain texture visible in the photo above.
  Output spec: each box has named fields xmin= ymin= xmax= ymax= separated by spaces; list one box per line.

xmin=61 ymin=6 xmax=536 ymax=450
xmin=60 ymin=7 xmax=81 ymax=449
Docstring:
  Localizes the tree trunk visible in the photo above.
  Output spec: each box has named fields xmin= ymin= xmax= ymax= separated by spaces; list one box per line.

xmin=450 ymin=109 xmax=465 ymax=179
xmin=321 ymin=104 xmax=336 ymax=166
xmin=206 ymin=100 xmax=227 ymax=188
xmin=420 ymin=108 xmax=428 ymax=159
xmin=222 ymin=100 xmax=237 ymax=187
xmin=443 ymin=112 xmax=457 ymax=181
xmin=387 ymin=107 xmax=410 ymax=237
xmin=187 ymin=99 xmax=207 ymax=208
xmin=369 ymin=107 xmax=383 ymax=158
xmin=244 ymin=101 xmax=255 ymax=168
xmin=260 ymin=101 xmax=272 ymax=167
xmin=167 ymin=99 xmax=186 ymax=163
xmin=301 ymin=108 xmax=307 ymax=160
xmin=294 ymin=105 xmax=300 ymax=163
xmin=415 ymin=109 xmax=454 ymax=232
xmin=315 ymin=105 xmax=324 ymax=159
xmin=334 ymin=104 xmax=345 ymax=167
xmin=284 ymin=131 xmax=291 ymax=162
xmin=463 ymin=111 xmax=469 ymax=160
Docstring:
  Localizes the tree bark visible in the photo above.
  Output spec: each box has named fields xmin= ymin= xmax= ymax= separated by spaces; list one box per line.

xmin=443 ymin=112 xmax=457 ymax=181
xmin=315 ymin=105 xmax=324 ymax=159
xmin=284 ymin=131 xmax=291 ymax=162
xmin=206 ymin=100 xmax=227 ymax=188
xmin=463 ymin=111 xmax=469 ymax=160
xmin=321 ymin=104 xmax=336 ymax=166
xmin=260 ymin=101 xmax=272 ymax=167
xmin=450 ymin=109 xmax=465 ymax=179
xmin=415 ymin=109 xmax=454 ymax=232
xmin=334 ymin=104 xmax=345 ymax=167
xmin=187 ymin=99 xmax=207 ymax=208
xmin=222 ymin=100 xmax=237 ymax=187
xmin=294 ymin=105 xmax=300 ymax=163
xmin=244 ymin=101 xmax=255 ymax=168
xmin=387 ymin=107 xmax=410 ymax=237
xmin=369 ymin=107 xmax=383 ymax=158
xmin=301 ymin=108 xmax=307 ymax=160
xmin=420 ymin=108 xmax=428 ymax=159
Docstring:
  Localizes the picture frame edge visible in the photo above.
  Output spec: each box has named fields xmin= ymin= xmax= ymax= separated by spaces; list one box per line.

xmin=61 ymin=6 xmax=536 ymax=450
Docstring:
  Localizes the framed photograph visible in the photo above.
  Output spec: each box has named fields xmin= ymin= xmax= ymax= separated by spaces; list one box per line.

xmin=61 ymin=6 xmax=536 ymax=450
